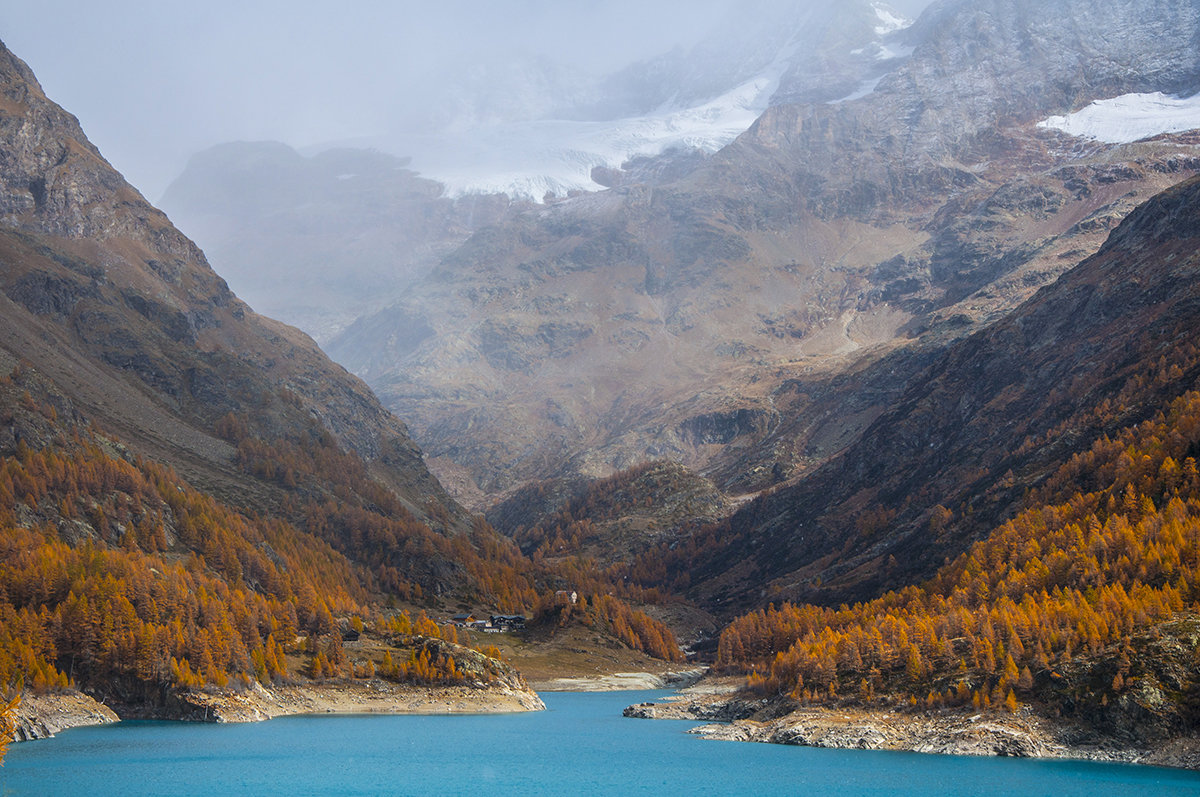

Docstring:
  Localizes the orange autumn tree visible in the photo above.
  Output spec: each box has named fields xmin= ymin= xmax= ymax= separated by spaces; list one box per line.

xmin=0 ymin=695 xmax=15 ymax=764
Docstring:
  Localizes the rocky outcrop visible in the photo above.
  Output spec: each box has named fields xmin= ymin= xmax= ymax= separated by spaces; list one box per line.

xmin=9 ymin=679 xmax=543 ymax=743
xmin=688 ymin=709 xmax=1069 ymax=760
xmin=12 ymin=690 xmax=119 ymax=741
xmin=625 ymin=683 xmax=1200 ymax=767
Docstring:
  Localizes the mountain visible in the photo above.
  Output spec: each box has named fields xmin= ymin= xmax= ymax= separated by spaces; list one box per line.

xmin=159 ymin=2 xmax=916 ymax=343
xmin=316 ymin=0 xmax=1200 ymax=503
xmin=0 ymin=45 xmax=456 ymax=521
xmin=655 ymin=172 xmax=1200 ymax=611
xmin=348 ymin=0 xmax=917 ymax=199
xmin=0 ymin=39 xmax=681 ymax=721
xmin=676 ymin=175 xmax=1200 ymax=758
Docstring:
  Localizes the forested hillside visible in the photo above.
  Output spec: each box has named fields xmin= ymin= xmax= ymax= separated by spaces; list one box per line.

xmin=715 ymin=387 xmax=1200 ymax=738
xmin=0 ymin=347 xmax=681 ymax=708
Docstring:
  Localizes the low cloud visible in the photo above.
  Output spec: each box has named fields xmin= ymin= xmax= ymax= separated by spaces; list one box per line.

xmin=0 ymin=0 xmax=932 ymax=199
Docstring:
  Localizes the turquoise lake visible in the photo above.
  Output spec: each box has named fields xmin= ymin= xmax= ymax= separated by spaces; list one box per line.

xmin=4 ymin=690 xmax=1200 ymax=796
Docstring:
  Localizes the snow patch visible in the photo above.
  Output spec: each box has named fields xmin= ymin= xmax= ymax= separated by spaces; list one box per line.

xmin=872 ymin=3 xmax=911 ymax=36
xmin=875 ymin=43 xmax=915 ymax=62
xmin=829 ymin=75 xmax=886 ymax=104
xmin=850 ymin=42 xmax=914 ymax=61
xmin=1038 ymin=91 xmax=1200 ymax=143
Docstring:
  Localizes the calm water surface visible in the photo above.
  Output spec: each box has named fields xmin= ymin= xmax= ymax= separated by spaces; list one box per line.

xmin=4 ymin=690 xmax=1200 ymax=796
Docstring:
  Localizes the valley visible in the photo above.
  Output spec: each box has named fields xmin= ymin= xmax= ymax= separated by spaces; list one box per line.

xmin=7 ymin=0 xmax=1200 ymax=776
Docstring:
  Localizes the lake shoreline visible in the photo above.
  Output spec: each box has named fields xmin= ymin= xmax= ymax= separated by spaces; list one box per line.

xmin=13 ymin=690 xmax=120 ymax=741
xmin=529 ymin=667 xmax=706 ymax=692
xmin=11 ymin=678 xmax=545 ymax=741
xmin=623 ymin=678 xmax=1200 ymax=771
xmin=11 ymin=664 xmax=707 ymax=742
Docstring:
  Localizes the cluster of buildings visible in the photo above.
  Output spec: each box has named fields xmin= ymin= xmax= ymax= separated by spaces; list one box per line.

xmin=449 ymin=613 xmax=527 ymax=633
xmin=448 ymin=591 xmax=577 ymax=633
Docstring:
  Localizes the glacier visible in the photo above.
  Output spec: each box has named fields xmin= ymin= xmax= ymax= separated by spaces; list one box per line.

xmin=385 ymin=72 xmax=779 ymax=200
xmin=1038 ymin=91 xmax=1200 ymax=144
xmin=872 ymin=2 xmax=911 ymax=35
xmin=341 ymin=1 xmax=916 ymax=202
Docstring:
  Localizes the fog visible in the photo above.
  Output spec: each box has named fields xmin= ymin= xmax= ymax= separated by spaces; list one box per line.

xmin=0 ymin=0 xmax=933 ymax=201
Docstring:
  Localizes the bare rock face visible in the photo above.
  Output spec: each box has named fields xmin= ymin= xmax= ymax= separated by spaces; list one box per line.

xmin=319 ymin=0 xmax=1200 ymax=502
xmin=12 ymin=691 xmax=119 ymax=741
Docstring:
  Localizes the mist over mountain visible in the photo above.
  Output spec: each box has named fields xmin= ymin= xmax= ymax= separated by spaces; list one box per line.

xmin=159 ymin=0 xmax=919 ymax=340
xmin=305 ymin=0 xmax=1200 ymax=504
xmin=159 ymin=143 xmax=519 ymax=342
xmin=346 ymin=1 xmax=920 ymax=198
xmin=3 ymin=0 xmax=932 ymax=201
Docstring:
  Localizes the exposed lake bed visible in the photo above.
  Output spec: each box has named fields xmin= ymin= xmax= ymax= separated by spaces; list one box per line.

xmin=625 ymin=678 xmax=1200 ymax=771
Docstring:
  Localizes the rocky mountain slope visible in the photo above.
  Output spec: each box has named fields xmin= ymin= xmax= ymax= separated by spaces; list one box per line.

xmin=0 ymin=43 xmax=457 ymax=522
xmin=665 ymin=172 xmax=1200 ymax=611
xmin=487 ymin=460 xmax=731 ymax=566
xmin=320 ymin=0 xmax=1200 ymax=503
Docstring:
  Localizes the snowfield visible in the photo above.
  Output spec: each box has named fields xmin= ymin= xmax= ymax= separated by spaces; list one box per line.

xmin=1038 ymin=91 xmax=1200 ymax=143
xmin=389 ymin=73 xmax=779 ymax=200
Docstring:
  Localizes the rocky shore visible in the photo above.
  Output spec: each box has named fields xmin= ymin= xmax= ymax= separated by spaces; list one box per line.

xmin=176 ymin=679 xmax=546 ymax=722
xmin=623 ymin=679 xmax=1200 ymax=770
xmin=11 ymin=678 xmax=544 ymax=743
xmin=531 ymin=668 xmax=706 ymax=692
xmin=13 ymin=690 xmax=119 ymax=741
